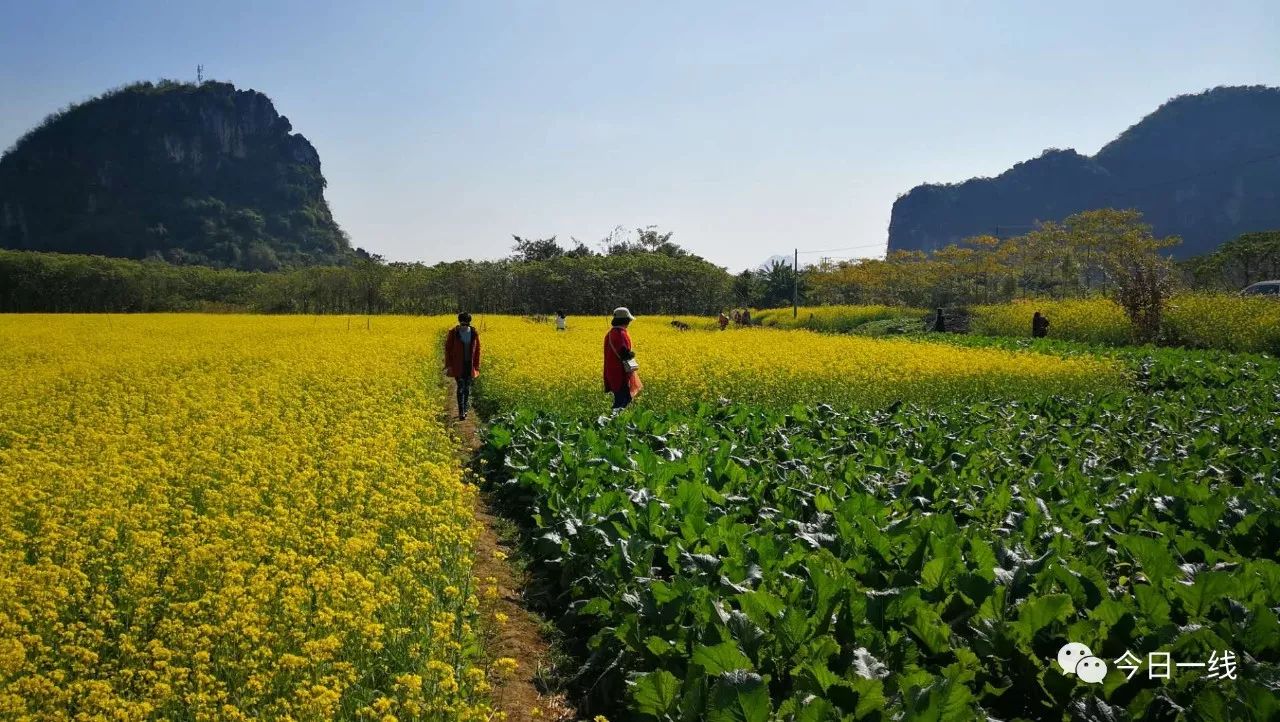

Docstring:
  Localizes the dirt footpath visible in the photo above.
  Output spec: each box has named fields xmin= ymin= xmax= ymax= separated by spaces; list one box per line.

xmin=446 ymin=379 xmax=574 ymax=722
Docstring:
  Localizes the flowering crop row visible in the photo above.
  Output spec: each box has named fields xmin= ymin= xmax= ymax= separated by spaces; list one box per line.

xmin=0 ymin=315 xmax=499 ymax=721
xmin=754 ymin=305 xmax=925 ymax=333
xmin=472 ymin=315 xmax=1125 ymax=417
xmin=971 ymin=295 xmax=1280 ymax=353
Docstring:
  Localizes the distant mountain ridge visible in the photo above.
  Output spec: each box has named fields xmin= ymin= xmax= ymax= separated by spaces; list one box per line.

xmin=0 ymin=80 xmax=349 ymax=269
xmin=887 ymin=86 xmax=1280 ymax=258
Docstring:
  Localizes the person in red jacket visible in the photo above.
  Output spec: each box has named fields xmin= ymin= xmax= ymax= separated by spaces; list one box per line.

xmin=444 ymin=312 xmax=481 ymax=420
xmin=603 ymin=307 xmax=641 ymax=410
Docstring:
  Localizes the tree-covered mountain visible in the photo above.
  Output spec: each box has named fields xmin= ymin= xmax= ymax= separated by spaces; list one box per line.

xmin=0 ymin=80 xmax=349 ymax=270
xmin=888 ymin=86 xmax=1280 ymax=258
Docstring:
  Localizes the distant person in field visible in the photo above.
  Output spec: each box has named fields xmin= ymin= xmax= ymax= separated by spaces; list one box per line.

xmin=604 ymin=307 xmax=642 ymax=410
xmin=741 ymin=309 xmax=752 ymax=326
xmin=718 ymin=311 xmax=730 ymax=331
xmin=555 ymin=311 xmax=567 ymax=331
xmin=732 ymin=309 xmax=742 ymax=325
xmin=444 ymin=312 xmax=481 ymax=420
xmin=1032 ymin=311 xmax=1050 ymax=338
xmin=932 ymin=307 xmax=946 ymax=332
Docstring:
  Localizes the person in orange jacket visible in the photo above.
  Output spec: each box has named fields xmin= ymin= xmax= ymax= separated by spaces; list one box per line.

xmin=444 ymin=312 xmax=481 ymax=420
xmin=603 ymin=307 xmax=642 ymax=410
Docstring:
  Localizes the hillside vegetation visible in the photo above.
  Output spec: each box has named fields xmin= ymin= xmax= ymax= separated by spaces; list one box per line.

xmin=888 ymin=86 xmax=1280 ymax=257
xmin=0 ymin=81 xmax=349 ymax=270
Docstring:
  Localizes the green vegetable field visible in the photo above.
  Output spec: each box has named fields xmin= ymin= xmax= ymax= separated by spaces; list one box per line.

xmin=480 ymin=344 xmax=1280 ymax=721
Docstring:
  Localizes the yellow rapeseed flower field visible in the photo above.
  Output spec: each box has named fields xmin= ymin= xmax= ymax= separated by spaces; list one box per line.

xmin=0 ymin=311 xmax=1129 ymax=719
xmin=754 ymin=305 xmax=925 ymax=333
xmin=971 ymin=299 xmax=1134 ymax=345
xmin=972 ymin=294 xmax=1280 ymax=353
xmin=1164 ymin=292 xmax=1280 ymax=354
xmin=0 ymin=315 xmax=498 ymax=721
xmin=473 ymin=315 xmax=1125 ymax=416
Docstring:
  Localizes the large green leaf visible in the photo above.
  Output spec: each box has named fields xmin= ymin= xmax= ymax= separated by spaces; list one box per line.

xmin=907 ymin=675 xmax=977 ymax=722
xmin=692 ymin=641 xmax=754 ymax=675
xmin=735 ymin=590 xmax=786 ymax=624
xmin=1115 ymin=534 xmax=1179 ymax=584
xmin=631 ymin=669 xmax=680 ymax=718
xmin=922 ymin=548 xmax=962 ymax=591
xmin=1134 ymin=583 xmax=1171 ymax=627
xmin=1172 ymin=569 xmax=1236 ymax=618
xmin=707 ymin=671 xmax=772 ymax=722
xmin=906 ymin=604 xmax=952 ymax=655
xmin=481 ymin=348 xmax=1280 ymax=722
xmin=793 ymin=696 xmax=838 ymax=722
xmin=1013 ymin=593 xmax=1074 ymax=642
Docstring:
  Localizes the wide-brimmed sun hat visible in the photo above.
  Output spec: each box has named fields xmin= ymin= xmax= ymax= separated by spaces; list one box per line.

xmin=612 ymin=307 xmax=635 ymax=321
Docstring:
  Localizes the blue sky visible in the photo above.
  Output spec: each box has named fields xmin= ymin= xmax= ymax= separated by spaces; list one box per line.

xmin=2 ymin=1 xmax=1277 ymax=270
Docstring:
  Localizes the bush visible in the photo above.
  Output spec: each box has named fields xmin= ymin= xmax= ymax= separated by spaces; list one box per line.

xmin=1164 ymin=293 xmax=1280 ymax=354
xmin=971 ymin=299 xmax=1134 ymax=346
xmin=971 ymin=294 xmax=1280 ymax=354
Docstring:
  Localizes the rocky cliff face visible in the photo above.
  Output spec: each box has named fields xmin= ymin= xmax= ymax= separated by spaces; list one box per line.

xmin=0 ymin=80 xmax=348 ymax=269
xmin=887 ymin=86 xmax=1280 ymax=258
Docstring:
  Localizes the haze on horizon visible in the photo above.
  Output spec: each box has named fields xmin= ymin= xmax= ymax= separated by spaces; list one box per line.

xmin=2 ymin=0 xmax=1277 ymax=271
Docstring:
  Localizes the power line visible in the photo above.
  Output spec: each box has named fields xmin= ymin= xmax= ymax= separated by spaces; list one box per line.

xmin=796 ymin=242 xmax=886 ymax=255
xmin=814 ymin=252 xmax=886 ymax=261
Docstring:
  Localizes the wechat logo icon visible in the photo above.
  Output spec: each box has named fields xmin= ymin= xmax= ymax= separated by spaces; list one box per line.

xmin=1058 ymin=642 xmax=1108 ymax=684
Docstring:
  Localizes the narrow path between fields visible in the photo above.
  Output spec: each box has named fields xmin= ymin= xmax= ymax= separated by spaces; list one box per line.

xmin=446 ymin=378 xmax=574 ymax=722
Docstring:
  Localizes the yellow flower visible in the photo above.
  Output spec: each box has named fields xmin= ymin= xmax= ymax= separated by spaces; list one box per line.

xmin=476 ymin=315 xmax=1124 ymax=415
xmin=492 ymin=657 xmax=519 ymax=678
xmin=972 ymin=294 xmax=1280 ymax=353
xmin=0 ymin=315 xmax=490 ymax=719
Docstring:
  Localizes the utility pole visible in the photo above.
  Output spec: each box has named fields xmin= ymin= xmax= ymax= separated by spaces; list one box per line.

xmin=197 ymin=65 xmax=204 ymax=85
xmin=792 ymin=247 xmax=799 ymax=318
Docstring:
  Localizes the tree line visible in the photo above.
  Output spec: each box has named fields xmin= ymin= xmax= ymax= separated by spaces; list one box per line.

xmin=2 ymin=214 xmax=1271 ymax=319
xmin=1183 ymin=231 xmax=1280 ymax=290
xmin=803 ymin=212 xmax=1278 ymax=311
xmin=0 ymin=228 xmax=733 ymax=315
xmin=801 ymin=209 xmax=1277 ymax=340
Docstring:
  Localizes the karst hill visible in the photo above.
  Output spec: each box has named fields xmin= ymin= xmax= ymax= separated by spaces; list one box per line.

xmin=888 ymin=86 xmax=1280 ymax=257
xmin=0 ymin=80 xmax=350 ymax=270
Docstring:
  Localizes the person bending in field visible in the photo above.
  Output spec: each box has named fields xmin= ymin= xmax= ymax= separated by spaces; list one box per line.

xmin=444 ymin=312 xmax=481 ymax=420
xmin=604 ymin=307 xmax=642 ymax=410
xmin=1032 ymin=311 xmax=1050 ymax=338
